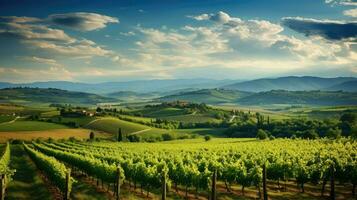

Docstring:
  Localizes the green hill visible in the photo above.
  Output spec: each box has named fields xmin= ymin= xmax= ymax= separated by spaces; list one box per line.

xmin=158 ymin=89 xmax=251 ymax=104
xmin=106 ymin=91 xmax=159 ymax=101
xmin=84 ymin=117 xmax=150 ymax=135
xmin=0 ymin=87 xmax=116 ymax=105
xmin=326 ymin=80 xmax=357 ymax=92
xmin=237 ymin=90 xmax=357 ymax=106
xmin=223 ymin=76 xmax=356 ymax=92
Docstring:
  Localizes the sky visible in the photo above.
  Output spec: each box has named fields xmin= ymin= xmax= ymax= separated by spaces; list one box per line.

xmin=0 ymin=0 xmax=356 ymax=83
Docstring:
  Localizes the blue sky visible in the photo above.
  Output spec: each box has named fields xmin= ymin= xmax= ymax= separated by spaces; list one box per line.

xmin=0 ymin=0 xmax=356 ymax=83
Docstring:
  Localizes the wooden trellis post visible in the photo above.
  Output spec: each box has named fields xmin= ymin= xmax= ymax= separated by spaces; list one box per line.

xmin=64 ymin=169 xmax=71 ymax=200
xmin=116 ymin=166 xmax=121 ymax=200
xmin=0 ymin=174 xmax=5 ymax=200
xmin=162 ymin=173 xmax=166 ymax=200
xmin=211 ymin=169 xmax=217 ymax=200
xmin=263 ymin=164 xmax=268 ymax=200
xmin=330 ymin=165 xmax=335 ymax=200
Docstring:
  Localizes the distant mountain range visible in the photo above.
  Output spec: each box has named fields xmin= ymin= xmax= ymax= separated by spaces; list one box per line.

xmin=1 ymin=86 xmax=356 ymax=106
xmin=325 ymin=80 xmax=357 ymax=92
xmin=222 ymin=76 xmax=356 ymax=92
xmin=0 ymin=76 xmax=355 ymax=94
xmin=236 ymin=90 xmax=357 ymax=106
xmin=0 ymin=79 xmax=237 ymax=94
xmin=157 ymin=88 xmax=357 ymax=106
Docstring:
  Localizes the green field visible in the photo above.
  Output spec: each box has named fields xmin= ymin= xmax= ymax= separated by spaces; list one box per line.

xmin=85 ymin=117 xmax=150 ymax=135
xmin=0 ymin=120 xmax=68 ymax=132
xmin=0 ymin=115 xmax=15 ymax=123
xmin=139 ymin=107 xmax=187 ymax=117
xmin=50 ymin=116 xmax=95 ymax=127
xmin=162 ymin=113 xmax=221 ymax=123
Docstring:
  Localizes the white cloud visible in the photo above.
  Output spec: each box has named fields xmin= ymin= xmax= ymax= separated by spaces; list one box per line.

xmin=0 ymin=66 xmax=73 ymax=82
xmin=24 ymin=40 xmax=113 ymax=58
xmin=344 ymin=8 xmax=357 ymax=17
xmin=120 ymin=31 xmax=136 ymax=36
xmin=0 ymin=18 xmax=75 ymax=43
xmin=325 ymin=0 xmax=357 ymax=6
xmin=0 ymin=14 xmax=115 ymax=59
xmin=48 ymin=12 xmax=119 ymax=31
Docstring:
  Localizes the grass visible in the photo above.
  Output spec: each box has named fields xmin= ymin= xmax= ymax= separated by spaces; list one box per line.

xmin=0 ymin=120 xmax=68 ymax=132
xmin=6 ymin=145 xmax=53 ymax=200
xmin=85 ymin=117 xmax=150 ymax=135
xmin=0 ymin=129 xmax=110 ymax=142
xmin=40 ymin=110 xmax=60 ymax=118
xmin=0 ymin=115 xmax=15 ymax=123
xmin=141 ymin=107 xmax=187 ymax=117
xmin=162 ymin=113 xmax=221 ymax=123
xmin=50 ymin=116 xmax=96 ymax=127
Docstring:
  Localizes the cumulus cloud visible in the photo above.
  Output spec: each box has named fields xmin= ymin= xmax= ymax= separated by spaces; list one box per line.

xmin=0 ymin=16 xmax=75 ymax=43
xmin=189 ymin=11 xmax=242 ymax=26
xmin=24 ymin=40 xmax=113 ymax=58
xmin=281 ymin=17 xmax=357 ymax=41
xmin=125 ymin=11 xmax=355 ymax=77
xmin=344 ymin=8 xmax=357 ymax=17
xmin=0 ymin=14 xmax=116 ymax=59
xmin=47 ymin=12 xmax=119 ymax=31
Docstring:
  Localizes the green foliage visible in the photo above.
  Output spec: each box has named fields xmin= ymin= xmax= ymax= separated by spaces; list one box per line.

xmin=326 ymin=128 xmax=342 ymax=139
xmin=127 ymin=134 xmax=141 ymax=142
xmin=0 ymin=143 xmax=15 ymax=184
xmin=162 ymin=133 xmax=175 ymax=141
xmin=29 ymin=138 xmax=357 ymax=198
xmin=256 ymin=129 xmax=268 ymax=140
xmin=23 ymin=143 xmax=73 ymax=195
xmin=204 ymin=135 xmax=211 ymax=141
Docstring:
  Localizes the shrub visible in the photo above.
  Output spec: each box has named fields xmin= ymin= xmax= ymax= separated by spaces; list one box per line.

xmin=127 ymin=134 xmax=141 ymax=142
xmin=204 ymin=135 xmax=211 ymax=141
xmin=256 ymin=129 xmax=268 ymax=140
xmin=162 ymin=133 xmax=175 ymax=141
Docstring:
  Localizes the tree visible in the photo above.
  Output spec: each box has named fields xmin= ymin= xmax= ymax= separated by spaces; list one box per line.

xmin=89 ymin=132 xmax=95 ymax=140
xmin=117 ymin=128 xmax=123 ymax=142
xmin=96 ymin=107 xmax=102 ymax=112
xmin=204 ymin=135 xmax=211 ymax=141
xmin=340 ymin=113 xmax=356 ymax=124
xmin=127 ymin=134 xmax=141 ymax=142
xmin=162 ymin=133 xmax=174 ymax=141
xmin=256 ymin=129 xmax=268 ymax=140
xmin=302 ymin=129 xmax=319 ymax=139
xmin=326 ymin=128 xmax=341 ymax=139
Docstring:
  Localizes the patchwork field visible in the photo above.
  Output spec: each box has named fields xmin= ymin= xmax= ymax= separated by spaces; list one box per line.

xmin=0 ymin=120 xmax=68 ymax=132
xmin=0 ymin=129 xmax=110 ymax=142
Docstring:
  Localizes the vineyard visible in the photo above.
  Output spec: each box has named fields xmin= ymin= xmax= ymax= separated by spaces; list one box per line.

xmin=0 ymin=139 xmax=354 ymax=200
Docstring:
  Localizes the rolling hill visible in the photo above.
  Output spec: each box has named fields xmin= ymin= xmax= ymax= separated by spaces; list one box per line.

xmin=223 ymin=76 xmax=356 ymax=92
xmin=158 ymin=88 xmax=251 ymax=104
xmin=0 ymin=87 xmax=115 ymax=105
xmin=106 ymin=91 xmax=159 ymax=101
xmin=325 ymin=80 xmax=357 ymax=92
xmin=237 ymin=90 xmax=357 ymax=106
xmin=0 ymin=79 xmax=237 ymax=94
